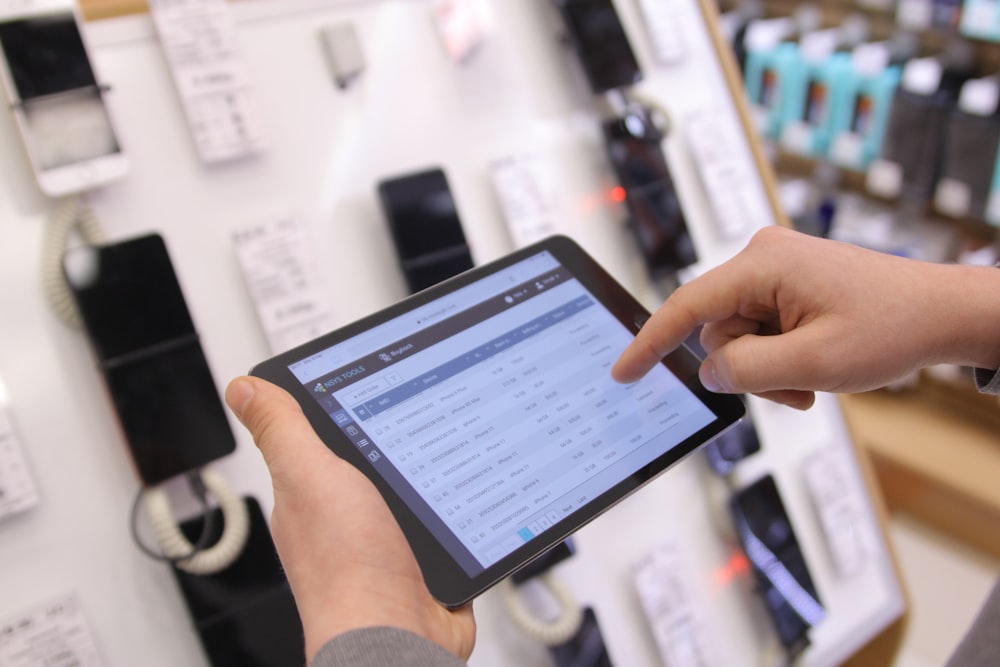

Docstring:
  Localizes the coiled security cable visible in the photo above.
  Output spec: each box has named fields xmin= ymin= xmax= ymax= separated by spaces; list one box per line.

xmin=501 ymin=573 xmax=584 ymax=646
xmin=139 ymin=469 xmax=250 ymax=575
xmin=42 ymin=196 xmax=106 ymax=328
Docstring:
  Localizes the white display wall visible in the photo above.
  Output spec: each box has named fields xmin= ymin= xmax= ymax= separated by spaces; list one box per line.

xmin=0 ymin=1 xmax=904 ymax=665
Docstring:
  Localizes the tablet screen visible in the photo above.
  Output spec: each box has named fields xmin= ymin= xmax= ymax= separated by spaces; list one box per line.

xmin=284 ymin=247 xmax=717 ymax=578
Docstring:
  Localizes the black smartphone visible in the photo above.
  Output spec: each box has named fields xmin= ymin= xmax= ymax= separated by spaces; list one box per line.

xmin=603 ymin=107 xmax=698 ymax=279
xmin=172 ymin=497 xmax=305 ymax=667
xmin=554 ymin=0 xmax=643 ymax=94
xmin=549 ymin=607 xmax=613 ymax=667
xmin=376 ymin=167 xmax=474 ymax=294
xmin=63 ymin=233 xmax=235 ymax=486
xmin=729 ymin=475 xmax=825 ymax=657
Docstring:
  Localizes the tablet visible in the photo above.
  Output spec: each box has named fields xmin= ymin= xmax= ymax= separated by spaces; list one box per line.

xmin=250 ymin=235 xmax=744 ymax=607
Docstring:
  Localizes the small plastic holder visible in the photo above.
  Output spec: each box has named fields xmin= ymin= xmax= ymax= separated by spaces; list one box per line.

xmin=148 ymin=0 xmax=266 ymax=164
xmin=0 ymin=594 xmax=105 ymax=667
xmin=320 ymin=22 xmax=366 ymax=89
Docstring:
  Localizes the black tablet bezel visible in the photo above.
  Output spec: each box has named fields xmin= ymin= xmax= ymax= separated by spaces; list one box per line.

xmin=250 ymin=235 xmax=745 ymax=607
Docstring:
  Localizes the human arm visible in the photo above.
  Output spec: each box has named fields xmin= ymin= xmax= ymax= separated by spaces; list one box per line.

xmin=224 ymin=377 xmax=476 ymax=664
xmin=612 ymin=226 xmax=1000 ymax=408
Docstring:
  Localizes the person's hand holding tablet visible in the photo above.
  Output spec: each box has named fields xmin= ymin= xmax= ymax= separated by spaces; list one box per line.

xmin=225 ymin=376 xmax=476 ymax=663
xmin=248 ymin=236 xmax=743 ymax=608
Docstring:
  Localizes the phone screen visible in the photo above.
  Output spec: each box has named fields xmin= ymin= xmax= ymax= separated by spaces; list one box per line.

xmin=377 ymin=168 xmax=474 ymax=293
xmin=0 ymin=16 xmax=96 ymax=100
xmin=730 ymin=475 xmax=825 ymax=653
xmin=64 ymin=234 xmax=235 ymax=486
xmin=557 ymin=0 xmax=643 ymax=94
xmin=0 ymin=13 xmax=120 ymax=170
xmin=603 ymin=113 xmax=698 ymax=277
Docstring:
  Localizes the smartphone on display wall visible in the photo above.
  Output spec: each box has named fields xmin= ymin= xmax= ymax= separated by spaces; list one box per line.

xmin=729 ymin=474 xmax=825 ymax=656
xmin=554 ymin=0 xmax=643 ymax=94
xmin=63 ymin=233 xmax=235 ymax=487
xmin=173 ymin=497 xmax=305 ymax=667
xmin=0 ymin=0 xmax=127 ymax=196
xmin=377 ymin=167 xmax=475 ymax=294
xmin=603 ymin=107 xmax=698 ymax=278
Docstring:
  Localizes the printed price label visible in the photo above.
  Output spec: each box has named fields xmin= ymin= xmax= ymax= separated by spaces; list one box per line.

xmin=803 ymin=445 xmax=871 ymax=578
xmin=0 ymin=595 xmax=104 ymax=667
xmin=0 ymin=404 xmax=39 ymax=521
xmin=489 ymin=153 xmax=562 ymax=249
xmin=233 ymin=217 xmax=337 ymax=354
xmin=633 ymin=541 xmax=716 ymax=667
xmin=149 ymin=0 xmax=266 ymax=163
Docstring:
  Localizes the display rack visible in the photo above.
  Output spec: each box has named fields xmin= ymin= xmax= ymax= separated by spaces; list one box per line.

xmin=728 ymin=0 xmax=1000 ymax=560
xmin=0 ymin=1 xmax=905 ymax=665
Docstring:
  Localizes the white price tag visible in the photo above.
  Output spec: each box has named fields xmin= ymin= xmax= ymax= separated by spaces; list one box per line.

xmin=233 ymin=217 xmax=337 ymax=354
xmin=633 ymin=541 xmax=716 ymax=667
xmin=803 ymin=446 xmax=870 ymax=578
xmin=0 ymin=402 xmax=39 ymax=521
xmin=149 ymin=0 xmax=266 ymax=163
xmin=686 ymin=111 xmax=766 ymax=238
xmin=637 ymin=0 xmax=687 ymax=65
xmin=0 ymin=595 xmax=104 ymax=667
xmin=489 ymin=153 xmax=562 ymax=248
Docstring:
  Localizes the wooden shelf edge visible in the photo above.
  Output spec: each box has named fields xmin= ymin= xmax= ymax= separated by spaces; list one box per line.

xmin=840 ymin=390 xmax=1000 ymax=559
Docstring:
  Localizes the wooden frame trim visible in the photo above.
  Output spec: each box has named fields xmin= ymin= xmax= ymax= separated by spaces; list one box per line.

xmin=693 ymin=0 xmax=910 ymax=664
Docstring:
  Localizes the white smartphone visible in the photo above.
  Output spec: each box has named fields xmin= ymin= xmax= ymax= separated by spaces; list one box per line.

xmin=0 ymin=0 xmax=128 ymax=196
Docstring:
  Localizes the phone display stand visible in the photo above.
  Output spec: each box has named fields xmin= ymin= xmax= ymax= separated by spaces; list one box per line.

xmin=0 ymin=1 xmax=905 ymax=666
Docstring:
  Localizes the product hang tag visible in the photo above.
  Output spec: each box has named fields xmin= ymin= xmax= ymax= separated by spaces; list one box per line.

xmin=958 ymin=77 xmax=1000 ymax=116
xmin=896 ymin=0 xmax=934 ymax=31
xmin=901 ymin=57 xmax=943 ymax=96
xmin=851 ymin=42 xmax=891 ymax=77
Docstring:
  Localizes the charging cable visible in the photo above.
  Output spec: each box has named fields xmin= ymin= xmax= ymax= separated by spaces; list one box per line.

xmin=135 ymin=468 xmax=250 ymax=575
xmin=501 ymin=573 xmax=584 ymax=646
xmin=43 ymin=196 xmax=106 ymax=328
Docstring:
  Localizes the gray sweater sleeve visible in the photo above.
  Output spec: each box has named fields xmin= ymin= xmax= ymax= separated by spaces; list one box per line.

xmin=946 ymin=579 xmax=1000 ymax=667
xmin=309 ymin=627 xmax=468 ymax=667
xmin=943 ymin=368 xmax=1000 ymax=666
